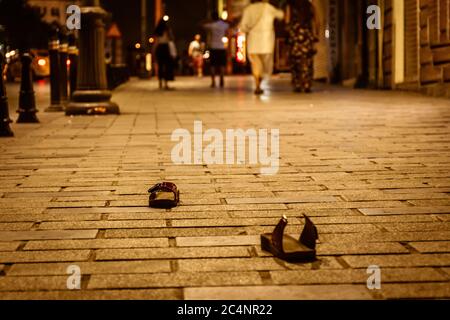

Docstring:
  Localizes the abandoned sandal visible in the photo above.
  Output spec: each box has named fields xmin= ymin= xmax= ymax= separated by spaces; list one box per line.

xmin=261 ymin=214 xmax=318 ymax=262
xmin=148 ymin=182 xmax=180 ymax=209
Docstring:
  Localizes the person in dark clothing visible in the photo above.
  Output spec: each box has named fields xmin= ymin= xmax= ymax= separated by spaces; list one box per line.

xmin=286 ymin=0 xmax=319 ymax=93
xmin=154 ymin=18 xmax=176 ymax=90
xmin=203 ymin=11 xmax=230 ymax=88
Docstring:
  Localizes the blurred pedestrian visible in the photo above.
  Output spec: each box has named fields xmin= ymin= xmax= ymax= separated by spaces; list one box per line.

xmin=286 ymin=0 xmax=319 ymax=93
xmin=188 ymin=34 xmax=205 ymax=77
xmin=154 ymin=18 xmax=176 ymax=90
xmin=240 ymin=0 xmax=284 ymax=95
xmin=203 ymin=12 xmax=230 ymax=88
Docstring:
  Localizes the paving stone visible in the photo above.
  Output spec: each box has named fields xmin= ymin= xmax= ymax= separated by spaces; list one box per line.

xmin=308 ymin=215 xmax=436 ymax=224
xmin=0 ymin=230 xmax=98 ymax=241
xmin=320 ymin=231 xmax=450 ymax=243
xmin=96 ymin=247 xmax=251 ymax=260
xmin=0 ymin=289 xmax=182 ymax=300
xmin=0 ymin=213 xmax=102 ymax=222
xmin=379 ymin=222 xmax=450 ymax=232
xmin=171 ymin=204 xmax=289 ymax=212
xmin=408 ymin=200 xmax=450 ymax=207
xmin=8 ymin=260 xmax=171 ymax=275
xmin=38 ymin=220 xmax=166 ymax=230
xmin=0 ymin=222 xmax=34 ymax=232
xmin=230 ymin=208 xmax=359 ymax=218
xmin=270 ymin=268 xmax=447 ymax=285
xmin=359 ymin=206 xmax=450 ymax=215
xmin=380 ymin=283 xmax=450 ymax=299
xmin=289 ymin=201 xmax=407 ymax=210
xmin=0 ymin=250 xmax=91 ymax=263
xmin=225 ymin=196 xmax=338 ymax=204
xmin=88 ymin=272 xmax=263 ymax=289
xmin=45 ymin=201 xmax=107 ymax=208
xmin=315 ymin=242 xmax=409 ymax=255
xmin=0 ymin=242 xmax=20 ymax=251
xmin=342 ymin=253 xmax=450 ymax=268
xmin=24 ymin=238 xmax=169 ymax=250
xmin=108 ymin=211 xmax=229 ymax=220
xmin=176 ymin=236 xmax=260 ymax=247
xmin=178 ymin=257 xmax=342 ymax=272
xmin=0 ymin=276 xmax=69 ymax=291
xmin=408 ymin=241 xmax=450 ymax=253
xmin=184 ymin=285 xmax=373 ymax=300
xmin=105 ymin=227 xmax=249 ymax=238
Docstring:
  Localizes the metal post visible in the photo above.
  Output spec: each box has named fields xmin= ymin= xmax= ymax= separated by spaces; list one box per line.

xmin=68 ymin=33 xmax=78 ymax=98
xmin=46 ymin=27 xmax=63 ymax=112
xmin=16 ymin=53 xmax=39 ymax=123
xmin=59 ymin=28 xmax=69 ymax=106
xmin=0 ymin=52 xmax=14 ymax=137
xmin=65 ymin=0 xmax=119 ymax=115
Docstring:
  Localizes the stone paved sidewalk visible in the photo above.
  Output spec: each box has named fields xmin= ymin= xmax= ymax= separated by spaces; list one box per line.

xmin=0 ymin=76 xmax=449 ymax=299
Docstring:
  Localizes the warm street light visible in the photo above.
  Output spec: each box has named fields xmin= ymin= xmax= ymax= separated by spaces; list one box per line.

xmin=135 ymin=43 xmax=141 ymax=49
xmin=149 ymin=37 xmax=155 ymax=44
xmin=221 ymin=11 xmax=228 ymax=20
xmin=163 ymin=15 xmax=169 ymax=21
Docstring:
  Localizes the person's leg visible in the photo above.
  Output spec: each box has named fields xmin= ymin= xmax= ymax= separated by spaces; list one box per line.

xmin=304 ymin=56 xmax=314 ymax=93
xmin=157 ymin=62 xmax=164 ymax=89
xmin=249 ymin=54 xmax=263 ymax=94
xmin=292 ymin=58 xmax=301 ymax=92
xmin=219 ymin=66 xmax=225 ymax=88
xmin=197 ymin=57 xmax=203 ymax=77
xmin=299 ymin=56 xmax=311 ymax=93
xmin=262 ymin=53 xmax=274 ymax=80
xmin=164 ymin=55 xmax=175 ymax=90
xmin=210 ymin=66 xmax=216 ymax=87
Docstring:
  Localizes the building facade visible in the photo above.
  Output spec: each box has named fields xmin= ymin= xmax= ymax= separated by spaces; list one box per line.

xmin=327 ymin=0 xmax=450 ymax=97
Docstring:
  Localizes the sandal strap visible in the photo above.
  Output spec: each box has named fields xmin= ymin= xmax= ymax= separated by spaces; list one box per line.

xmin=148 ymin=182 xmax=179 ymax=202
xmin=299 ymin=214 xmax=318 ymax=249
xmin=271 ymin=216 xmax=288 ymax=254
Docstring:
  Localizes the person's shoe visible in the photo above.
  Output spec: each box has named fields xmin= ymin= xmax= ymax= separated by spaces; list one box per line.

xmin=254 ymin=88 xmax=264 ymax=95
xmin=210 ymin=82 xmax=216 ymax=88
xmin=293 ymin=87 xmax=302 ymax=93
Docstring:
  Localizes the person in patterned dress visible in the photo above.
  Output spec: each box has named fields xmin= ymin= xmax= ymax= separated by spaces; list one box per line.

xmin=286 ymin=0 xmax=319 ymax=93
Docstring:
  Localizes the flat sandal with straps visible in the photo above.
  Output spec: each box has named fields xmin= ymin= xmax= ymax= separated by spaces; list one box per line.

xmin=260 ymin=214 xmax=318 ymax=262
xmin=148 ymin=182 xmax=180 ymax=209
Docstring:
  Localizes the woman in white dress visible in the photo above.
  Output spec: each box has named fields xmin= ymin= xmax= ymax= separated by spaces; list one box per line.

xmin=240 ymin=0 xmax=284 ymax=95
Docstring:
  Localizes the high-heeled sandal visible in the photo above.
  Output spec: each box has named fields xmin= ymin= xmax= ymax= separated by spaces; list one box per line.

xmin=261 ymin=214 xmax=318 ymax=262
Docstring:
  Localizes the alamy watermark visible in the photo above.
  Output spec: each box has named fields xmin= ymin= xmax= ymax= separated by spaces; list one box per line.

xmin=66 ymin=265 xmax=81 ymax=290
xmin=366 ymin=265 xmax=381 ymax=290
xmin=66 ymin=5 xmax=81 ymax=30
xmin=171 ymin=121 xmax=279 ymax=175
xmin=367 ymin=5 xmax=381 ymax=30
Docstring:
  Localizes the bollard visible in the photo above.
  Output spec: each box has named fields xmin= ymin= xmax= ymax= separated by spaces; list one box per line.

xmin=16 ymin=53 xmax=39 ymax=123
xmin=68 ymin=33 xmax=78 ymax=98
xmin=0 ymin=52 xmax=14 ymax=137
xmin=45 ymin=27 xmax=63 ymax=112
xmin=59 ymin=28 xmax=69 ymax=105
xmin=66 ymin=1 xmax=119 ymax=115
